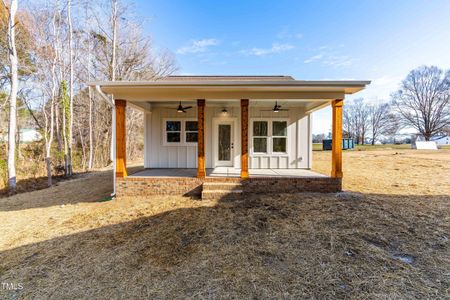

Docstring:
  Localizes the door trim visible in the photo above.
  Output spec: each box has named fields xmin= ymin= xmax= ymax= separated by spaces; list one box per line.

xmin=212 ymin=117 xmax=237 ymax=167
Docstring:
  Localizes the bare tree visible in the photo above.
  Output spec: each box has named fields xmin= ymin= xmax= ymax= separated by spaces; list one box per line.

xmin=343 ymin=98 xmax=371 ymax=144
xmin=4 ymin=0 xmax=18 ymax=191
xmin=66 ymin=0 xmax=74 ymax=175
xmin=109 ymin=0 xmax=117 ymax=162
xmin=368 ymin=102 xmax=399 ymax=145
xmin=392 ymin=66 xmax=450 ymax=140
xmin=0 ymin=0 xmax=177 ymax=188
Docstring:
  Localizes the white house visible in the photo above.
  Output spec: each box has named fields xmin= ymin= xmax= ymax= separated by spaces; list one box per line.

xmin=91 ymin=75 xmax=369 ymax=198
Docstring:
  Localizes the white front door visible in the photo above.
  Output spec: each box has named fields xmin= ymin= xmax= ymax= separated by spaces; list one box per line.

xmin=214 ymin=120 xmax=234 ymax=167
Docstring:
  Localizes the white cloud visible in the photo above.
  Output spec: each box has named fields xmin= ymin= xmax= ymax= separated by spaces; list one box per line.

xmin=176 ymin=38 xmax=220 ymax=54
xmin=242 ymin=43 xmax=295 ymax=56
xmin=322 ymin=55 xmax=353 ymax=67
xmin=304 ymin=54 xmax=323 ymax=63
xmin=304 ymin=53 xmax=353 ymax=67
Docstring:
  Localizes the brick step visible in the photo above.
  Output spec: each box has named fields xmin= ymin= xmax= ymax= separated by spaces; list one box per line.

xmin=201 ymin=189 xmax=243 ymax=200
xmin=202 ymin=182 xmax=243 ymax=191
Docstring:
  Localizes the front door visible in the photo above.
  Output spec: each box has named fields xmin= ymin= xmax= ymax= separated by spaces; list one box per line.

xmin=215 ymin=121 xmax=234 ymax=167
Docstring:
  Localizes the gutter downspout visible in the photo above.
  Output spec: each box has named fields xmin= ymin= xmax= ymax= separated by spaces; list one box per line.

xmin=94 ymin=85 xmax=116 ymax=197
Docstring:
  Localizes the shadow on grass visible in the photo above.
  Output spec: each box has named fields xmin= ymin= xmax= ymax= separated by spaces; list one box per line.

xmin=0 ymin=169 xmax=113 ymax=212
xmin=0 ymin=173 xmax=86 ymax=198
xmin=0 ymin=192 xmax=448 ymax=299
xmin=0 ymin=166 xmax=146 ymax=212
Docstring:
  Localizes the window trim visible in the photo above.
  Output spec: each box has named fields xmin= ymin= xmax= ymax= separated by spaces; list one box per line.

xmin=162 ymin=118 xmax=198 ymax=146
xmin=250 ymin=118 xmax=289 ymax=156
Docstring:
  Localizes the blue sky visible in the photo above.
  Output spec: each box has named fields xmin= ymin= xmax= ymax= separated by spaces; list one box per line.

xmin=134 ymin=0 xmax=450 ymax=134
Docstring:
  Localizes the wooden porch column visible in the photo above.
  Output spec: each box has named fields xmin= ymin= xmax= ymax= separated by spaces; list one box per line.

xmin=115 ymin=99 xmax=127 ymax=178
xmin=331 ymin=99 xmax=343 ymax=178
xmin=197 ymin=99 xmax=206 ymax=178
xmin=240 ymin=99 xmax=249 ymax=178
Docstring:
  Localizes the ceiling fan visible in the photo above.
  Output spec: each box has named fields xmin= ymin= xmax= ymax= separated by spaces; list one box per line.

xmin=176 ymin=101 xmax=192 ymax=113
xmin=262 ymin=101 xmax=289 ymax=113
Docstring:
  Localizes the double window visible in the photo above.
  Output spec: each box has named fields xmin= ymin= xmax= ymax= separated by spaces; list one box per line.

xmin=164 ymin=119 xmax=198 ymax=145
xmin=252 ymin=120 xmax=288 ymax=154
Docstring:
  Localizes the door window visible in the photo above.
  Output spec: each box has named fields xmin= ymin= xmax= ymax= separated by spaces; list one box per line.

xmin=218 ymin=124 xmax=231 ymax=161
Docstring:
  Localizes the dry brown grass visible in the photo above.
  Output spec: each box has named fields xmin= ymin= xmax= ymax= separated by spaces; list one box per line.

xmin=0 ymin=149 xmax=449 ymax=299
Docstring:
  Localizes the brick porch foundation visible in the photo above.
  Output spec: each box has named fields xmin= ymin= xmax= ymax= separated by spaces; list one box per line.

xmin=116 ymin=176 xmax=342 ymax=198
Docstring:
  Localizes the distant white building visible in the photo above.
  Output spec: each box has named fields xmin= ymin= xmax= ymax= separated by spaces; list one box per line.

xmin=0 ymin=128 xmax=42 ymax=143
xmin=412 ymin=134 xmax=449 ymax=147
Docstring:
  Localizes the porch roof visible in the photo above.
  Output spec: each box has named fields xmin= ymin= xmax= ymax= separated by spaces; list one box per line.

xmin=89 ymin=75 xmax=370 ymax=102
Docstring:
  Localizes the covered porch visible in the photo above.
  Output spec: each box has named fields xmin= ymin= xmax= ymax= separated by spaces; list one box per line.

xmin=91 ymin=75 xmax=369 ymax=197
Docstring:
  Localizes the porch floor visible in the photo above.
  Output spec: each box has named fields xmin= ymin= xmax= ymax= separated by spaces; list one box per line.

xmin=129 ymin=167 xmax=327 ymax=178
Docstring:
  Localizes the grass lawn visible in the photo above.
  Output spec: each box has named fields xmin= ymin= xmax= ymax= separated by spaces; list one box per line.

xmin=313 ymin=143 xmax=450 ymax=151
xmin=0 ymin=149 xmax=449 ymax=298
xmin=313 ymin=143 xmax=413 ymax=151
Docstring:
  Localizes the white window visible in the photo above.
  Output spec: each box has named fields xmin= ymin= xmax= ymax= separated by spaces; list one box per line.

xmin=185 ymin=121 xmax=198 ymax=144
xmin=166 ymin=121 xmax=181 ymax=143
xmin=163 ymin=119 xmax=198 ymax=146
xmin=272 ymin=121 xmax=287 ymax=153
xmin=253 ymin=121 xmax=268 ymax=153
xmin=251 ymin=119 xmax=288 ymax=155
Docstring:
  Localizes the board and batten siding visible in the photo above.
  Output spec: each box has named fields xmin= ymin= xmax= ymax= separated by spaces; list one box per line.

xmin=248 ymin=107 xmax=311 ymax=169
xmin=144 ymin=105 xmax=311 ymax=169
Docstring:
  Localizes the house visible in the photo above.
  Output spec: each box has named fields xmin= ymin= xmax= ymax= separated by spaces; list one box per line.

xmin=91 ymin=76 xmax=370 ymax=198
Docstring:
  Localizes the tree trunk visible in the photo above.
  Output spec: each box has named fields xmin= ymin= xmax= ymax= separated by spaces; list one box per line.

xmin=16 ymin=122 xmax=20 ymax=159
xmin=7 ymin=0 xmax=18 ymax=192
xmin=88 ymin=87 xmax=94 ymax=170
xmin=77 ymin=122 xmax=86 ymax=171
xmin=109 ymin=0 xmax=118 ymax=163
xmin=45 ymin=7 xmax=59 ymax=186
xmin=45 ymin=157 xmax=52 ymax=186
xmin=63 ymin=106 xmax=68 ymax=176
xmin=86 ymin=20 xmax=94 ymax=170
xmin=67 ymin=0 xmax=74 ymax=176
xmin=55 ymin=101 xmax=62 ymax=153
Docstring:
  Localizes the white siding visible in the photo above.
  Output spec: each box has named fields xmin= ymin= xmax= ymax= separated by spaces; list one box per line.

xmin=144 ymin=104 xmax=311 ymax=169
xmin=248 ymin=107 xmax=310 ymax=169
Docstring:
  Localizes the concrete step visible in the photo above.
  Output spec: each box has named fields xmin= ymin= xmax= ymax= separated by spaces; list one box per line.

xmin=201 ymin=189 xmax=243 ymax=200
xmin=202 ymin=182 xmax=243 ymax=191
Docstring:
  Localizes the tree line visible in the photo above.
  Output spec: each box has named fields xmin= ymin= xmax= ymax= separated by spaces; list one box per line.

xmin=0 ymin=0 xmax=177 ymax=192
xmin=315 ymin=66 xmax=450 ymax=145
xmin=1 ymin=1 xmax=450 ymax=193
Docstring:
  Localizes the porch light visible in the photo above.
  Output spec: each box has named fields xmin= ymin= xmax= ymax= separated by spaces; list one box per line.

xmin=221 ymin=107 xmax=228 ymax=115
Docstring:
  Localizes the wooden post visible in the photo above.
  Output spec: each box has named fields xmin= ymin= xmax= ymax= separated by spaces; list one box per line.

xmin=115 ymin=99 xmax=127 ymax=178
xmin=197 ymin=99 xmax=206 ymax=178
xmin=241 ymin=99 xmax=249 ymax=178
xmin=331 ymin=99 xmax=343 ymax=178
